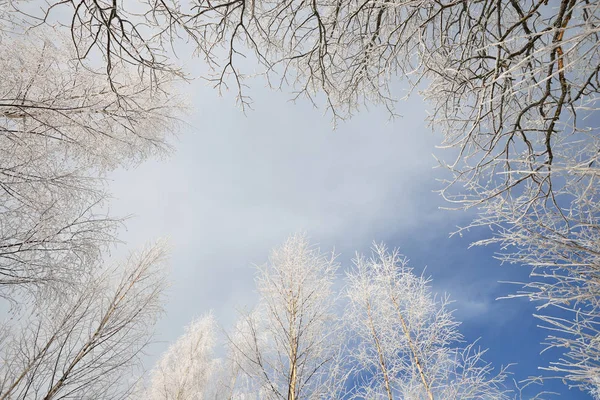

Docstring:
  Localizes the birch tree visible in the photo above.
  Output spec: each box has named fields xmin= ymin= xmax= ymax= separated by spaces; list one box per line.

xmin=145 ymin=313 xmax=219 ymax=400
xmin=8 ymin=0 xmax=600 ymax=392
xmin=9 ymin=1 xmax=598 ymax=215
xmin=345 ymin=244 xmax=510 ymax=400
xmin=0 ymin=26 xmax=179 ymax=299
xmin=0 ymin=242 xmax=168 ymax=400
xmin=0 ymin=5 xmax=177 ymax=398
xmin=13 ymin=1 xmax=599 ymax=122
xmin=226 ymin=234 xmax=345 ymax=400
xmin=473 ymin=198 xmax=600 ymax=397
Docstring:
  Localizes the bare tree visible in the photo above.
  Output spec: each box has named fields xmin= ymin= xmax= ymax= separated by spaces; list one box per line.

xmin=8 ymin=0 xmax=600 ymax=392
xmin=8 ymin=0 xmax=598 ymax=205
xmin=0 ymin=5 xmax=178 ymax=398
xmin=345 ymin=243 xmax=510 ymax=400
xmin=144 ymin=313 xmax=219 ymax=400
xmin=0 ymin=26 xmax=180 ymax=298
xmin=471 ymin=196 xmax=600 ymax=397
xmin=13 ymin=1 xmax=598 ymax=122
xmin=0 ymin=241 xmax=168 ymax=400
xmin=141 ymin=239 xmax=519 ymax=399
xmin=226 ymin=234 xmax=345 ymax=400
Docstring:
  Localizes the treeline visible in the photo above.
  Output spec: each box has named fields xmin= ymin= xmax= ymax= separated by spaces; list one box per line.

xmin=141 ymin=235 xmax=513 ymax=400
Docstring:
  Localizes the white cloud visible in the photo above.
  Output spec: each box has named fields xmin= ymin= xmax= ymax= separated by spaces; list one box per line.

xmin=106 ymin=80 xmax=464 ymax=362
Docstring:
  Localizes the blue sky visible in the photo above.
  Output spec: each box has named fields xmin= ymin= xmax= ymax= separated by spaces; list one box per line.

xmin=107 ymin=77 xmax=591 ymax=398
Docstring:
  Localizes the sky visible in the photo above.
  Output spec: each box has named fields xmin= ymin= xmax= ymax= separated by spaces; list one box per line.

xmin=0 ymin=1 xmax=591 ymax=398
xmin=106 ymin=73 xmax=592 ymax=399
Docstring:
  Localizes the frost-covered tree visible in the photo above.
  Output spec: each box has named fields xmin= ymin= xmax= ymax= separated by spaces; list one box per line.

xmin=474 ymin=200 xmax=600 ymax=397
xmin=14 ymin=0 xmax=599 ymax=126
xmin=145 ymin=314 xmax=219 ymax=400
xmin=141 ymin=239 xmax=521 ymax=399
xmin=226 ymin=234 xmax=345 ymax=399
xmin=345 ymin=244 xmax=510 ymax=400
xmin=0 ymin=242 xmax=168 ymax=400
xmin=0 ymin=25 xmax=179 ymax=298
xmin=10 ymin=0 xmax=600 ymax=391
xmin=0 ymin=4 xmax=177 ymax=398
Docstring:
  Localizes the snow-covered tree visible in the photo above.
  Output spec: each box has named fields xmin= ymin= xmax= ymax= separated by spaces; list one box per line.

xmin=14 ymin=0 xmax=598 ymax=128
xmin=0 ymin=242 xmax=168 ymax=400
xmin=9 ymin=0 xmax=600 ymax=391
xmin=0 ymin=25 xmax=180 ymax=299
xmin=474 ymin=198 xmax=600 ymax=397
xmin=0 ymin=5 xmax=178 ymax=399
xmin=226 ymin=234 xmax=345 ymax=399
xmin=345 ymin=243 xmax=510 ymax=400
xmin=145 ymin=314 xmax=219 ymax=400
